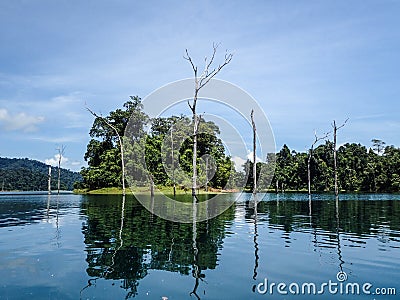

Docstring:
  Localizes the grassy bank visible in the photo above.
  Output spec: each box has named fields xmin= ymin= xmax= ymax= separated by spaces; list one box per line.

xmin=73 ymin=186 xmax=236 ymax=195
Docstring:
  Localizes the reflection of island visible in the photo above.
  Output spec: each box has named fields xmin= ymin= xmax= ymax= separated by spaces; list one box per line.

xmin=256 ymin=198 xmax=400 ymax=238
xmin=80 ymin=195 xmax=235 ymax=298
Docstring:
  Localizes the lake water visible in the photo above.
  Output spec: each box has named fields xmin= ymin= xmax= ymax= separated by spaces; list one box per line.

xmin=0 ymin=193 xmax=399 ymax=299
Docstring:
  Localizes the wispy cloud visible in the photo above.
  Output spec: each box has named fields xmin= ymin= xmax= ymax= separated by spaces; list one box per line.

xmin=0 ymin=108 xmax=44 ymax=132
xmin=29 ymin=134 xmax=87 ymax=143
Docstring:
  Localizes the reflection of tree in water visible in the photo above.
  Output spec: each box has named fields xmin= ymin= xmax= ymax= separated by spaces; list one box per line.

xmin=80 ymin=195 xmax=235 ymax=298
xmin=256 ymin=198 xmax=400 ymax=237
xmin=245 ymin=194 xmax=260 ymax=293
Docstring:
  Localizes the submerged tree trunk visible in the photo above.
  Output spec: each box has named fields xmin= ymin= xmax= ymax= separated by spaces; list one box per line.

xmin=171 ymin=126 xmax=176 ymax=197
xmin=184 ymin=44 xmax=233 ymax=197
xmin=251 ymin=110 xmax=257 ymax=195
xmin=57 ymin=145 xmax=65 ymax=195
xmin=333 ymin=122 xmax=338 ymax=196
xmin=307 ymin=152 xmax=312 ymax=195
xmin=308 ymin=131 xmax=330 ymax=195
xmin=332 ymin=119 xmax=348 ymax=196
xmin=205 ymin=156 xmax=209 ymax=192
xmin=48 ymin=166 xmax=52 ymax=195
xmin=192 ymin=110 xmax=199 ymax=196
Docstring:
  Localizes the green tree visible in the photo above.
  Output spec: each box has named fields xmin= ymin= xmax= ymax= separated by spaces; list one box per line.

xmin=81 ymin=97 xmax=148 ymax=190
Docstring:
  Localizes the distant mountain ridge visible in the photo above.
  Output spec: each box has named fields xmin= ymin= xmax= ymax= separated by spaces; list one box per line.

xmin=0 ymin=157 xmax=82 ymax=191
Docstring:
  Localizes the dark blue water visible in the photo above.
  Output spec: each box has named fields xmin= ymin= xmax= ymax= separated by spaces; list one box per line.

xmin=0 ymin=193 xmax=399 ymax=299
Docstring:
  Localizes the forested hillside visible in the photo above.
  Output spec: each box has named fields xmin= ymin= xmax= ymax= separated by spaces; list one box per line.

xmin=0 ymin=157 xmax=82 ymax=191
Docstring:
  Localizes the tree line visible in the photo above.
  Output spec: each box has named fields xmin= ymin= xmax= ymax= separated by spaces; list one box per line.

xmin=261 ymin=140 xmax=400 ymax=193
xmin=79 ymin=98 xmax=400 ymax=193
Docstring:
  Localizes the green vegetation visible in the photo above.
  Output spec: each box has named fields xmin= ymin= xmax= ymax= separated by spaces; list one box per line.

xmin=0 ymin=157 xmax=82 ymax=191
xmin=269 ymin=141 xmax=400 ymax=193
xmin=80 ymin=98 xmax=400 ymax=194
xmin=80 ymin=97 xmax=236 ymax=192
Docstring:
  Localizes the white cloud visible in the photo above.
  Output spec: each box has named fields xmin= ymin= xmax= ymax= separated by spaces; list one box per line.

xmin=232 ymin=150 xmax=264 ymax=172
xmin=44 ymin=154 xmax=83 ymax=171
xmin=0 ymin=108 xmax=44 ymax=132
xmin=45 ymin=154 xmax=69 ymax=167
xmin=247 ymin=151 xmax=263 ymax=163
xmin=232 ymin=156 xmax=246 ymax=172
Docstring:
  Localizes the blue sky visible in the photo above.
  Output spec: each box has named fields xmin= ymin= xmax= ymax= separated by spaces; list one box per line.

xmin=0 ymin=0 xmax=399 ymax=171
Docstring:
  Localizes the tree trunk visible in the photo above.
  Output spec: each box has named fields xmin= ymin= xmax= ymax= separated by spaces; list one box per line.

xmin=307 ymin=150 xmax=312 ymax=195
xmin=117 ymin=134 xmax=126 ymax=196
xmin=48 ymin=166 xmax=52 ymax=195
xmin=332 ymin=118 xmax=348 ymax=196
xmin=205 ymin=156 xmax=208 ymax=192
xmin=57 ymin=162 xmax=61 ymax=194
xmin=333 ymin=121 xmax=338 ymax=196
xmin=57 ymin=145 xmax=65 ymax=195
xmin=192 ymin=110 xmax=198 ymax=196
xmin=184 ymin=44 xmax=233 ymax=198
xmin=171 ymin=126 xmax=176 ymax=197
xmin=251 ymin=110 xmax=257 ymax=195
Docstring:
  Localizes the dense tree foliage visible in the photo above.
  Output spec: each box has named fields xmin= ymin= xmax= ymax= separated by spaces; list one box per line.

xmin=81 ymin=99 xmax=400 ymax=193
xmin=81 ymin=96 xmax=148 ymax=189
xmin=271 ymin=142 xmax=400 ymax=193
xmin=0 ymin=157 xmax=82 ymax=191
xmin=81 ymin=98 xmax=234 ymax=191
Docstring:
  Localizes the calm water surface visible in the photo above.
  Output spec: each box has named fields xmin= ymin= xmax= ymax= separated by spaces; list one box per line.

xmin=0 ymin=193 xmax=399 ymax=299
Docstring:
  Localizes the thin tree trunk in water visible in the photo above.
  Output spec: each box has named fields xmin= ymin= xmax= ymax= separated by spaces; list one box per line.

xmin=307 ymin=152 xmax=312 ymax=195
xmin=308 ymin=131 xmax=330 ymax=196
xmin=58 ymin=159 xmax=61 ymax=195
xmin=333 ymin=122 xmax=338 ymax=196
xmin=119 ymin=135 xmax=126 ymax=196
xmin=171 ymin=126 xmax=176 ymax=197
xmin=205 ymin=156 xmax=208 ymax=192
xmin=332 ymin=119 xmax=348 ymax=197
xmin=251 ymin=110 xmax=257 ymax=195
xmin=48 ymin=166 xmax=52 ymax=195
xmin=192 ymin=110 xmax=198 ymax=196
xmin=57 ymin=145 xmax=65 ymax=195
xmin=184 ymin=44 xmax=233 ymax=197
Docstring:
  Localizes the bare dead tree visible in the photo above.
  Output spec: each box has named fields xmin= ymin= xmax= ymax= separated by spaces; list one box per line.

xmin=332 ymin=119 xmax=349 ymax=196
xmin=86 ymin=106 xmax=126 ymax=196
xmin=48 ymin=166 xmax=52 ymax=195
xmin=56 ymin=145 xmax=66 ymax=195
xmin=251 ymin=110 xmax=257 ymax=195
xmin=171 ymin=125 xmax=176 ymax=197
xmin=184 ymin=43 xmax=233 ymax=197
xmin=308 ymin=130 xmax=330 ymax=196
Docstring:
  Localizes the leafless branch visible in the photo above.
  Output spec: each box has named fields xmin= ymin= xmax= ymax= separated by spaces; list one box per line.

xmin=184 ymin=44 xmax=233 ymax=91
xmin=332 ymin=118 xmax=349 ymax=130
xmin=204 ymin=42 xmax=219 ymax=76
xmin=311 ymin=130 xmax=330 ymax=148
xmin=184 ymin=49 xmax=197 ymax=76
xmin=198 ymin=51 xmax=233 ymax=90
